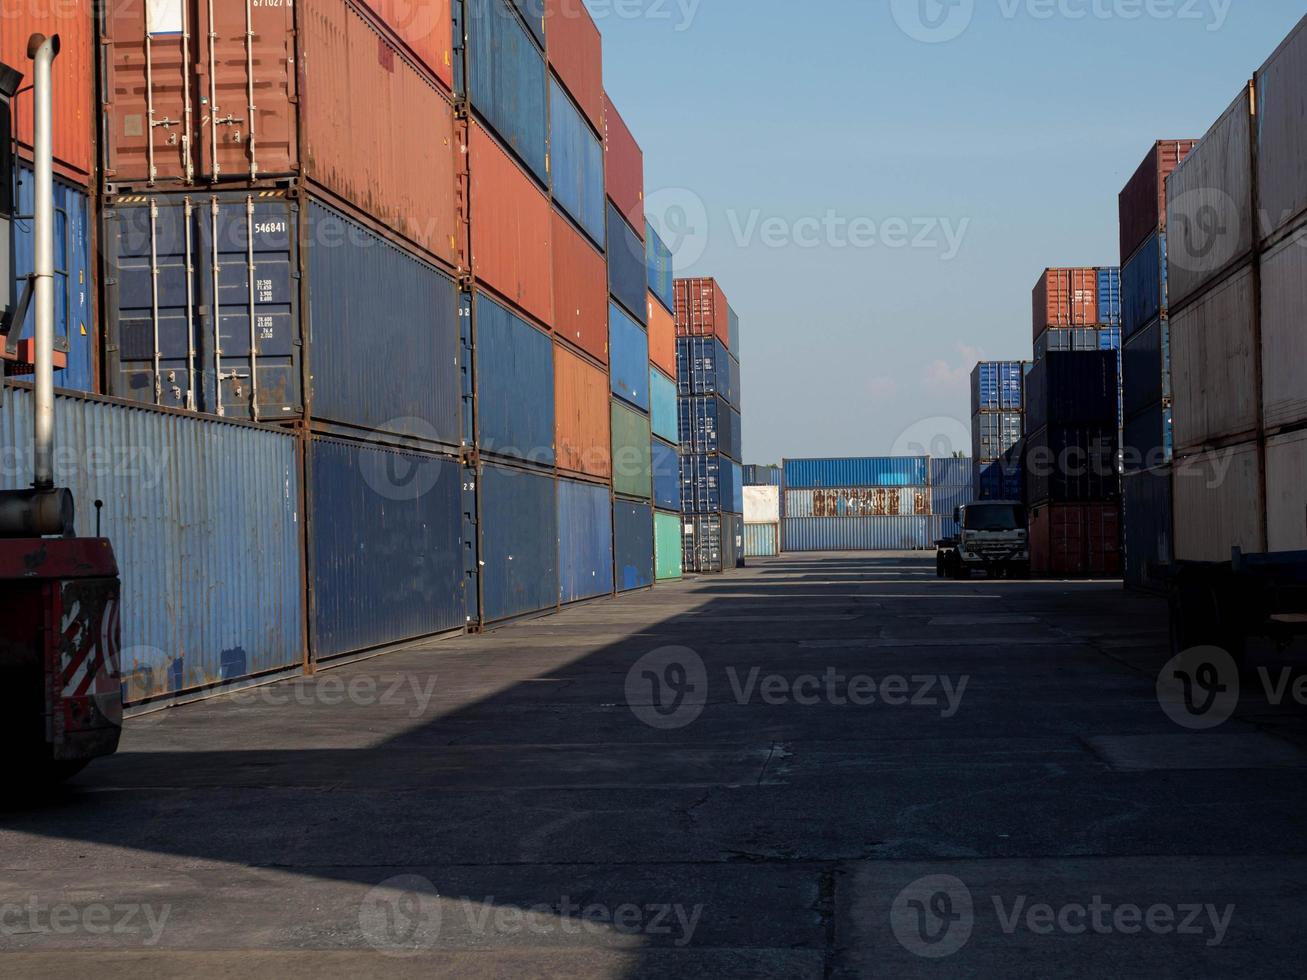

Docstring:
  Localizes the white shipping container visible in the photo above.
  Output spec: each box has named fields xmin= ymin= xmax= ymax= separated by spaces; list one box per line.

xmin=1166 ymin=86 xmax=1254 ymax=308
xmin=1256 ymin=15 xmax=1307 ymax=242
xmin=743 ymin=485 xmax=781 ymax=524
xmin=1170 ymin=264 xmax=1259 ymax=453
xmin=1266 ymin=430 xmax=1307 ymax=553
xmin=1259 ymin=224 xmax=1307 ymax=431
xmin=1173 ymin=442 xmax=1265 ymax=561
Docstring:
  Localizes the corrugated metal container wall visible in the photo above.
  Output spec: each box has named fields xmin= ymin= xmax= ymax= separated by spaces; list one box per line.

xmin=930 ymin=485 xmax=974 ymax=518
xmin=551 ymin=210 xmax=608 ymax=362
xmin=558 ymin=478 xmax=615 ymax=603
xmin=645 ymin=223 xmax=675 ymax=313
xmin=1119 ymin=140 xmax=1198 ymax=264
xmin=744 ymin=523 xmax=780 ymax=558
xmin=783 ymin=457 xmax=929 ymax=489
xmin=1165 ymin=87 xmax=1255 ymax=308
xmin=1123 ymin=404 xmax=1173 ymax=470
xmin=1 ymin=386 xmax=303 ymax=703
xmin=614 ymin=500 xmax=654 ymax=591
xmin=647 ymin=294 xmax=677 ymax=380
xmin=466 ymin=0 xmax=548 ymax=182
xmin=971 ymin=362 xmax=1026 ymax=413
xmin=676 ymin=337 xmax=734 ymax=403
xmin=930 ymin=515 xmax=961 ymax=542
xmin=743 ymin=486 xmax=781 ymax=524
xmin=603 ymin=94 xmax=644 ymax=237
xmin=1033 ymin=327 xmax=1122 ymax=361
xmin=3 ymin=0 xmax=94 ymax=181
xmin=475 ymin=293 xmax=555 ymax=463
xmin=1033 ymin=269 xmax=1099 ymax=338
xmin=509 ymin=0 xmax=547 ymax=47
xmin=678 ymin=395 xmax=741 ymax=460
xmin=479 ymin=463 xmax=559 ymax=621
xmin=360 ymin=0 xmax=455 ymax=90
xmin=308 ymin=201 xmax=462 ymax=444
xmin=1029 ymin=503 xmax=1122 ymax=578
xmin=684 ymin=514 xmax=744 ymax=572
xmin=728 ymin=305 xmax=741 ymax=354
xmin=1024 ymin=424 xmax=1120 ymax=505
xmin=1121 ymin=232 xmax=1165 ymax=340
xmin=543 ymin=0 xmax=604 ymax=133
xmin=1172 ymin=443 xmax=1264 ymax=561
xmin=1123 ymin=465 xmax=1173 ymax=593
xmin=729 ymin=352 xmax=743 ymax=413
xmin=782 ymin=517 xmax=932 ymax=552
xmin=1025 ymin=352 xmax=1119 ymax=433
xmin=651 ymin=438 xmax=681 ymax=512
xmin=650 ymin=369 xmax=678 ymax=443
xmin=654 ymin=512 xmax=684 ymax=580
xmin=971 ymin=412 xmax=1024 ymax=464
xmin=1169 ymin=265 xmax=1258 ymax=452
xmin=681 ymin=452 xmax=739 ymax=514
xmin=554 ymin=344 xmax=610 ymax=477
xmin=1255 ymin=18 xmax=1307 ymax=242
xmin=785 ymin=488 xmax=930 ymax=519
xmin=611 ymin=400 xmax=652 ymax=499
xmin=607 ymin=204 xmax=647 ymax=324
xmin=609 ymin=303 xmax=650 ymax=409
xmin=10 ymin=164 xmax=95 ymax=392
xmin=977 ymin=460 xmax=1024 ymax=502
xmin=930 ymin=457 xmax=973 ymax=488
xmin=1266 ymin=429 xmax=1307 ymax=552
xmin=1258 ymin=227 xmax=1307 ymax=431
xmin=471 ymin=122 xmax=554 ymax=327
xmin=549 ymin=78 xmax=605 ymax=245
xmin=309 ymin=438 xmax=465 ymax=659
xmin=1122 ymin=317 xmax=1169 ymax=420
xmin=1097 ymin=268 xmax=1121 ymax=326
xmin=674 ymin=278 xmax=730 ymax=347
xmin=743 ymin=465 xmax=783 ymax=487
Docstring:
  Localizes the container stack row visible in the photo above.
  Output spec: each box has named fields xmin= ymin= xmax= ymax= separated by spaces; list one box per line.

xmin=970 ymin=361 xmax=1027 ymax=501
xmin=781 ymin=457 xmax=939 ymax=552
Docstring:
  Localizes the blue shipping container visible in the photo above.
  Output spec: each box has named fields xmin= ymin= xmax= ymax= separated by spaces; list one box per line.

xmin=675 ymin=336 xmax=734 ymax=403
xmin=607 ymin=203 xmax=647 ymax=323
xmin=549 ymin=78 xmax=605 ymax=246
xmin=743 ymin=522 xmax=779 ymax=558
xmin=476 ymin=292 xmax=555 ymax=463
xmin=684 ymin=513 xmax=744 ymax=572
xmin=558 ymin=478 xmax=615 ymax=603
xmin=479 ymin=463 xmax=558 ymax=622
xmin=971 ymin=361 xmax=1026 ymax=414
xmin=784 ymin=457 xmax=929 ymax=489
xmin=930 ymin=484 xmax=975 ymax=517
xmin=1123 ymin=464 xmax=1173 ymax=593
xmin=609 ymin=302 xmax=650 ymax=410
xmin=614 ymin=499 xmax=655 ymax=591
xmin=977 ymin=460 xmax=1025 ymax=502
xmin=11 ymin=164 xmax=94 ymax=392
xmin=466 ymin=0 xmax=548 ymax=183
xmin=782 ymin=516 xmax=933 ymax=552
xmin=1121 ymin=231 xmax=1166 ymax=341
xmin=310 ymin=437 xmax=466 ymax=659
xmin=1123 ymin=403 xmax=1173 ymax=471
xmin=930 ymin=456 xmax=974 ymax=488
xmin=1097 ymin=267 xmax=1122 ymax=326
xmin=1122 ymin=316 xmax=1169 ymax=420
xmin=678 ymin=395 xmax=741 ymax=461
xmin=650 ymin=368 xmax=678 ymax=443
xmin=645 ymin=222 xmax=674 ymax=313
xmin=743 ymin=464 xmax=783 ymax=486
xmin=681 ymin=452 xmax=742 ymax=514
xmin=507 ymin=0 xmax=546 ymax=48
xmin=652 ymin=437 xmax=682 ymax=512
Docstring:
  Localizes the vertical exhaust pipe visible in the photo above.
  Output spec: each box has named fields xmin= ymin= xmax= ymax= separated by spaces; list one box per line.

xmin=28 ymin=33 xmax=59 ymax=492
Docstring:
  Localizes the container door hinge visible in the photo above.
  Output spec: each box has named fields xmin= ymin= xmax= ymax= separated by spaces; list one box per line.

xmin=453 ymin=97 xmax=470 ymax=120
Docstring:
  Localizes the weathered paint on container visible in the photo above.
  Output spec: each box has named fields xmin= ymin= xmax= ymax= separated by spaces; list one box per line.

xmin=607 ymin=203 xmax=647 ymax=324
xmin=785 ymin=488 xmax=930 ymax=519
xmin=674 ymin=277 xmax=731 ymax=347
xmin=1029 ymin=502 xmax=1121 ymax=578
xmin=552 ymin=208 xmax=607 ymax=362
xmin=476 ymin=292 xmax=555 ymax=463
xmin=743 ymin=485 xmax=780 ymax=524
xmin=1097 ymin=268 xmax=1121 ymax=326
xmin=971 ymin=362 xmax=1026 ymax=414
xmin=558 ymin=477 xmax=615 ymax=603
xmin=1121 ymin=231 xmax=1165 ymax=340
xmin=611 ymin=400 xmax=652 ymax=500
xmin=466 ymin=0 xmax=548 ymax=182
xmin=654 ymin=511 xmax=683 ymax=580
xmin=1169 ymin=263 xmax=1258 ymax=452
xmin=549 ymin=77 xmax=605 ymax=245
xmin=1255 ymin=17 xmax=1307 ymax=242
xmin=9 ymin=164 xmax=95 ymax=392
xmin=645 ymin=223 xmax=674 ymax=313
xmin=1119 ymin=140 xmax=1198 ymax=264
xmin=479 ymin=463 xmax=559 ymax=621
xmin=744 ymin=523 xmax=779 ymax=558
xmin=1172 ymin=442 xmax=1265 ymax=561
xmin=471 ymin=121 xmax=554 ymax=327
xmin=649 ymin=369 xmax=678 ymax=443
xmin=678 ymin=395 xmax=741 ymax=461
xmin=609 ymin=302 xmax=649 ymax=410
xmin=682 ymin=452 xmax=742 ymax=514
xmin=603 ymin=94 xmax=644 ymax=237
xmin=614 ymin=499 xmax=654 ymax=591
xmin=783 ymin=457 xmax=929 ymax=490
xmin=930 ymin=457 xmax=973 ymax=488
xmin=1166 ymin=86 xmax=1255 ymax=308
xmin=309 ymin=437 xmax=465 ymax=659
xmin=360 ymin=0 xmax=455 ymax=90
xmin=1123 ymin=464 xmax=1173 ymax=593
xmin=2 ymin=385 xmax=303 ymax=703
xmin=647 ymin=292 xmax=677 ymax=380
xmin=651 ymin=437 xmax=681 ymax=512
xmin=1259 ymin=224 xmax=1307 ymax=432
xmin=544 ymin=0 xmax=603 ymax=134
xmin=743 ymin=464 xmax=783 ymax=487
xmin=1033 ymin=268 xmax=1099 ymax=338
xmin=1025 ymin=424 xmax=1120 ymax=506
xmin=1025 ymin=351 xmax=1119 ymax=434
xmin=1266 ymin=429 xmax=1307 ymax=552
xmin=554 ymin=343 xmax=610 ymax=477
xmin=782 ymin=517 xmax=932 ymax=552
xmin=1122 ymin=317 xmax=1169 ymax=421
xmin=676 ymin=337 xmax=735 ymax=404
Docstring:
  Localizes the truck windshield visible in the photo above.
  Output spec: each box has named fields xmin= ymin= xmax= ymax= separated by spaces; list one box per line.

xmin=963 ymin=504 xmax=1025 ymax=531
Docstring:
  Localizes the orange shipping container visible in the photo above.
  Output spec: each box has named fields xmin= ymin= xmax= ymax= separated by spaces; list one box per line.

xmin=647 ymin=292 xmax=676 ymax=379
xmin=545 ymin=0 xmax=603 ymax=135
xmin=471 ymin=122 xmax=554 ymax=328
xmin=1032 ymin=268 xmax=1099 ymax=339
xmin=675 ymin=277 xmax=731 ymax=348
xmin=552 ymin=209 xmax=608 ymax=363
xmin=603 ymin=93 xmax=644 ymax=238
xmin=3 ymin=0 xmax=95 ymax=182
xmin=555 ymin=343 xmax=612 ymax=479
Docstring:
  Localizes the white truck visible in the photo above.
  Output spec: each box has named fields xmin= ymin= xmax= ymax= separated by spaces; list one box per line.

xmin=937 ymin=502 xmax=1030 ymax=579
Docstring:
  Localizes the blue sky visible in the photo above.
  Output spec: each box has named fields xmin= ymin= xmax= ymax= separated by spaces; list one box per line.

xmin=590 ymin=0 xmax=1303 ymax=463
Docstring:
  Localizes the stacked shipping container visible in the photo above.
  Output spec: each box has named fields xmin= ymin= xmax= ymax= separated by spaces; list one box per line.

xmin=971 ymin=361 xmax=1027 ymax=500
xmin=647 ymin=224 xmax=682 ymax=581
xmin=781 ymin=457 xmax=935 ymax=551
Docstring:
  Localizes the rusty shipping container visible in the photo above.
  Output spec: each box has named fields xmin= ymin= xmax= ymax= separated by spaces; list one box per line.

xmin=4 ymin=0 xmax=95 ymax=183
xmin=675 ymin=277 xmax=732 ymax=348
xmin=603 ymin=93 xmax=644 ymax=237
xmin=554 ymin=342 xmax=611 ymax=479
xmin=1032 ymin=268 xmax=1099 ymax=338
xmin=101 ymin=0 xmax=462 ymax=269
xmin=551 ymin=209 xmax=607 ymax=362
xmin=785 ymin=488 xmax=931 ymax=519
xmin=647 ymin=292 xmax=677 ymax=380
xmin=470 ymin=121 xmax=554 ymax=328
xmin=1118 ymin=140 xmax=1199 ymax=264
xmin=545 ymin=0 xmax=603 ymax=134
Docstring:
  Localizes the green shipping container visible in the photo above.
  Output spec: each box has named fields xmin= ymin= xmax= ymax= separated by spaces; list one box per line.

xmin=650 ymin=368 xmax=678 ymax=443
xmin=655 ymin=511 xmax=683 ymax=580
xmin=611 ymin=400 xmax=653 ymax=499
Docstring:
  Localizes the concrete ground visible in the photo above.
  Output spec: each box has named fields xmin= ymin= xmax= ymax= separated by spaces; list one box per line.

xmin=2 ymin=553 xmax=1306 ymax=978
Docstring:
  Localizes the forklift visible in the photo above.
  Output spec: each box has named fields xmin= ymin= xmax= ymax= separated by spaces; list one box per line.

xmin=1 ymin=36 xmax=123 ymax=785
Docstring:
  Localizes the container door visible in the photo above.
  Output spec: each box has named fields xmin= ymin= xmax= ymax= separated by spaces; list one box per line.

xmin=462 ymin=464 xmax=482 ymax=627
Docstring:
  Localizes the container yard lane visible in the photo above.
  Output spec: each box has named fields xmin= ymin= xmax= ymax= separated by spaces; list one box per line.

xmin=3 ymin=553 xmax=1305 ymax=978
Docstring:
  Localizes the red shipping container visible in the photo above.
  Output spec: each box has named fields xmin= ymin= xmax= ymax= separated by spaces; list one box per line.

xmin=675 ymin=277 xmax=731 ymax=348
xmin=647 ymin=291 xmax=677 ymax=380
xmin=1118 ymin=140 xmax=1199 ymax=264
xmin=1030 ymin=502 xmax=1122 ymax=578
xmin=1033 ymin=268 xmax=1098 ymax=339
xmin=545 ymin=0 xmax=603 ymax=135
xmin=2 ymin=0 xmax=95 ymax=183
xmin=603 ymin=93 xmax=644 ymax=238
xmin=358 ymin=0 xmax=454 ymax=91
xmin=552 ymin=208 xmax=607 ymax=362
xmin=471 ymin=121 xmax=554 ymax=329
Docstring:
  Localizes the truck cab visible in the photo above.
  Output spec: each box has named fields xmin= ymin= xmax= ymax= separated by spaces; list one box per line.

xmin=938 ymin=501 xmax=1030 ymax=579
